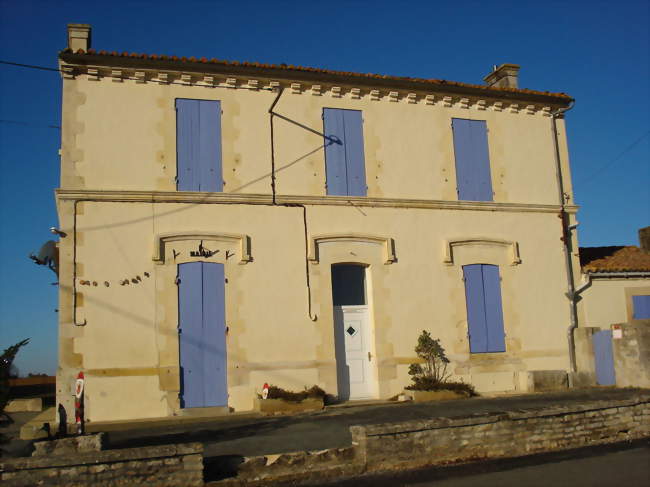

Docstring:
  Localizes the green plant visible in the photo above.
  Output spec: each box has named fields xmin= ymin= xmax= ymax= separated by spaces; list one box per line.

xmin=1 ymin=339 xmax=30 ymax=418
xmin=408 ymin=330 xmax=451 ymax=385
xmin=406 ymin=331 xmax=477 ymax=396
xmin=261 ymin=385 xmax=326 ymax=403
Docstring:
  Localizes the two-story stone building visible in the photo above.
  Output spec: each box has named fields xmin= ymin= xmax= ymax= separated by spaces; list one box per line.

xmin=56 ymin=24 xmax=580 ymax=423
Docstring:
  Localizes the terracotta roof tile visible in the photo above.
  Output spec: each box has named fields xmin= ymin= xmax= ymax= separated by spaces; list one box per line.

xmin=59 ymin=48 xmax=572 ymax=102
xmin=580 ymin=246 xmax=650 ymax=273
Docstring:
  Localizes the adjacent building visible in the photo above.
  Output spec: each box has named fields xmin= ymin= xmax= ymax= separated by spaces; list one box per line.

xmin=56 ymin=24 xmax=580 ymax=423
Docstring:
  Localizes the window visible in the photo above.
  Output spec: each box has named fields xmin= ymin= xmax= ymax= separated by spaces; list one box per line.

xmin=331 ymin=264 xmax=367 ymax=306
xmin=176 ymin=99 xmax=223 ymax=192
xmin=462 ymin=264 xmax=506 ymax=353
xmin=452 ymin=118 xmax=493 ymax=201
xmin=323 ymin=108 xmax=367 ymax=196
xmin=632 ymin=295 xmax=650 ymax=319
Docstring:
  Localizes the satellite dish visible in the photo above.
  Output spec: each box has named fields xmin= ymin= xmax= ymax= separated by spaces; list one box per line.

xmin=29 ymin=240 xmax=59 ymax=276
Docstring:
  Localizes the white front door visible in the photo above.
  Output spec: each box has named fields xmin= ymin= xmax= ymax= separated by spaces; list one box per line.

xmin=334 ymin=305 xmax=374 ymax=400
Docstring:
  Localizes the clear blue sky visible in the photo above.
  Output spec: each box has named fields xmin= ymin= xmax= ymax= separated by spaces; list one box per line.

xmin=1 ymin=0 xmax=648 ymax=376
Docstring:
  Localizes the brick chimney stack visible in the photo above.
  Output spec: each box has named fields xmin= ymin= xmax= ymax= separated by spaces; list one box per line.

xmin=639 ymin=226 xmax=650 ymax=252
xmin=67 ymin=24 xmax=91 ymax=52
xmin=484 ymin=63 xmax=521 ymax=89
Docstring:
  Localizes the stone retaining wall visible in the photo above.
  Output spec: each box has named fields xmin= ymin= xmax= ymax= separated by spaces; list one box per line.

xmin=0 ymin=442 xmax=203 ymax=486
xmin=350 ymin=392 xmax=650 ymax=473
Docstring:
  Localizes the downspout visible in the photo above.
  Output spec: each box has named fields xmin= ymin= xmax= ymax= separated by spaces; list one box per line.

xmin=550 ymin=101 xmax=578 ymax=383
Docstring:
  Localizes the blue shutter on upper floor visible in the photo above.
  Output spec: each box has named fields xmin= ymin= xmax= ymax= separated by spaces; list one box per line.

xmin=201 ymin=262 xmax=228 ymax=407
xmin=178 ymin=262 xmax=204 ymax=408
xmin=323 ymin=108 xmax=366 ymax=196
xmin=176 ymin=99 xmax=222 ymax=192
xmin=452 ymin=119 xmax=494 ymax=202
xmin=198 ymin=100 xmax=222 ymax=192
xmin=324 ymin=108 xmax=348 ymax=196
xmin=343 ymin=110 xmax=367 ymax=196
xmin=463 ymin=264 xmax=488 ymax=353
xmin=176 ymin=99 xmax=199 ymax=191
xmin=482 ymin=264 xmax=506 ymax=352
xmin=463 ymin=264 xmax=506 ymax=353
xmin=632 ymin=295 xmax=650 ymax=319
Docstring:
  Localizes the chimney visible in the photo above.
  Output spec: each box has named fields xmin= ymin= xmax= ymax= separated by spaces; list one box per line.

xmin=639 ymin=226 xmax=650 ymax=252
xmin=484 ymin=63 xmax=521 ymax=89
xmin=67 ymin=24 xmax=91 ymax=52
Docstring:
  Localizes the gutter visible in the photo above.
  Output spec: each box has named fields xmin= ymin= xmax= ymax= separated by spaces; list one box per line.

xmin=585 ymin=271 xmax=650 ymax=279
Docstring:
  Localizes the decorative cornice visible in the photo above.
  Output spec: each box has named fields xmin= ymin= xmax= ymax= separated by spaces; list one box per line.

xmin=59 ymin=52 xmax=573 ymax=106
xmin=443 ymin=238 xmax=522 ymax=266
xmin=153 ymin=231 xmax=252 ymax=265
xmin=58 ymin=61 xmax=569 ymax=114
xmin=55 ymin=189 xmax=579 ymax=214
xmin=308 ymin=234 xmax=396 ymax=265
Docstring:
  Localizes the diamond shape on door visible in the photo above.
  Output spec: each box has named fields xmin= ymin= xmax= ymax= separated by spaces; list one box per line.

xmin=346 ymin=326 xmax=357 ymax=336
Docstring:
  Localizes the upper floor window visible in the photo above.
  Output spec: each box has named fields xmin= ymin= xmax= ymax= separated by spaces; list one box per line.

xmin=323 ymin=108 xmax=367 ymax=197
xmin=452 ymin=118 xmax=493 ymax=202
xmin=462 ymin=264 xmax=506 ymax=353
xmin=176 ymin=99 xmax=223 ymax=192
xmin=632 ymin=295 xmax=650 ymax=319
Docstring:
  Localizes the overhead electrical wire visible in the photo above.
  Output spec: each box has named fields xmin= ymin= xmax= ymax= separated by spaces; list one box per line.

xmin=0 ymin=59 xmax=275 ymax=91
xmin=580 ymin=130 xmax=650 ymax=185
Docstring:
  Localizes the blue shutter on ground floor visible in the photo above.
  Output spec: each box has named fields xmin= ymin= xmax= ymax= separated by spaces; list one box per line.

xmin=176 ymin=99 xmax=222 ymax=192
xmin=481 ymin=265 xmax=506 ymax=352
xmin=178 ymin=262 xmax=227 ymax=408
xmin=593 ymin=330 xmax=616 ymax=385
xmin=463 ymin=264 xmax=506 ymax=353
xmin=452 ymin=118 xmax=493 ymax=202
xmin=201 ymin=262 xmax=227 ymax=407
xmin=178 ymin=262 xmax=204 ymax=407
xmin=323 ymin=108 xmax=366 ymax=196
xmin=463 ymin=264 xmax=488 ymax=353
xmin=632 ymin=295 xmax=650 ymax=319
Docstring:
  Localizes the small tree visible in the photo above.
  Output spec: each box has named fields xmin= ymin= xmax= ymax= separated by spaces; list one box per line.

xmin=408 ymin=331 xmax=451 ymax=388
xmin=0 ymin=339 xmax=30 ymax=418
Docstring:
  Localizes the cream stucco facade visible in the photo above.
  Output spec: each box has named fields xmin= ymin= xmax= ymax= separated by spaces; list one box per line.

xmin=55 ymin=25 xmax=581 ymax=423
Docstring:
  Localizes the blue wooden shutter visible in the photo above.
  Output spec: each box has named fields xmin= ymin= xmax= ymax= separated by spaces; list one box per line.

xmin=324 ymin=108 xmax=366 ymax=196
xmin=176 ymin=99 xmax=199 ymax=191
xmin=452 ymin=119 xmax=493 ymax=201
xmin=482 ymin=265 xmax=506 ymax=352
xmin=632 ymin=295 xmax=650 ymax=319
xmin=463 ymin=264 xmax=506 ymax=353
xmin=324 ymin=108 xmax=348 ymax=196
xmin=343 ymin=110 xmax=367 ymax=196
xmin=176 ymin=99 xmax=222 ymax=192
xmin=178 ymin=262 xmax=227 ymax=408
xmin=201 ymin=262 xmax=228 ymax=407
xmin=593 ymin=330 xmax=616 ymax=385
xmin=463 ymin=264 xmax=488 ymax=353
xmin=178 ymin=262 xmax=204 ymax=408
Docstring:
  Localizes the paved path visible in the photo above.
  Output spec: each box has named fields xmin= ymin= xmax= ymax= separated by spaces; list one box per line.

xmin=103 ymin=387 xmax=646 ymax=458
xmin=311 ymin=439 xmax=650 ymax=487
